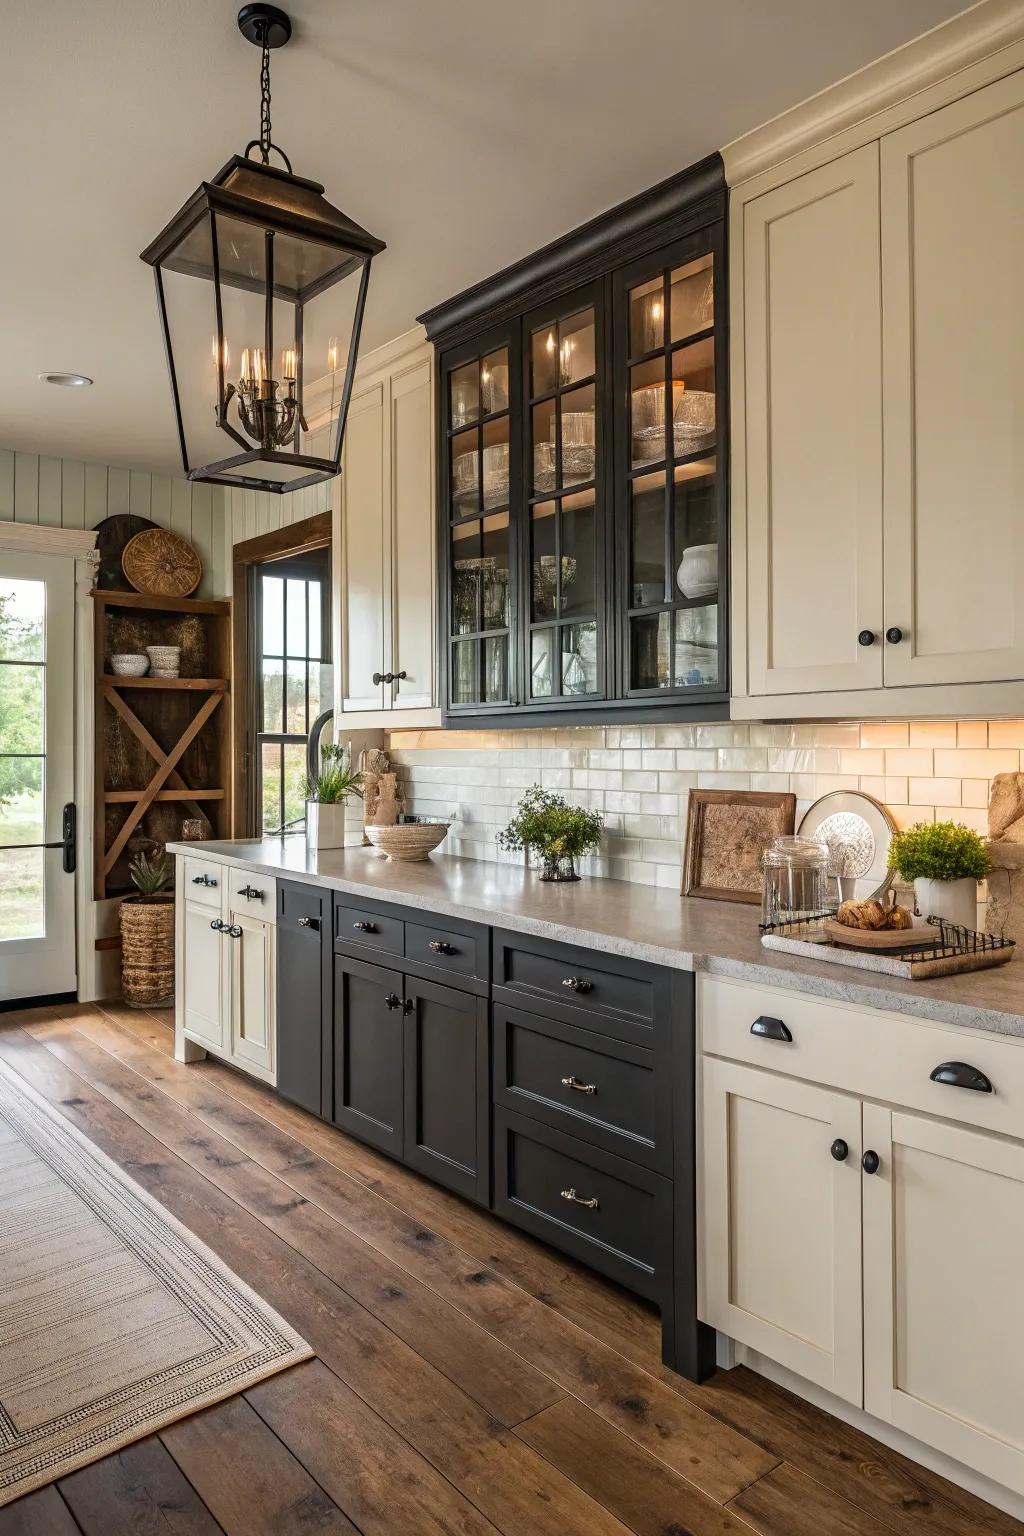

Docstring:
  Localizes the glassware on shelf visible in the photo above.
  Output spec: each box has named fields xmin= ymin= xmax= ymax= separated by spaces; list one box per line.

xmin=481 ymin=351 xmax=509 ymax=413
xmin=451 ymin=448 xmax=478 ymax=509
xmin=482 ymin=442 xmax=509 ymax=507
xmin=559 ymin=409 xmax=595 ymax=482
xmin=761 ymin=837 xmax=833 ymax=934
xmin=533 ymin=442 xmax=555 ymax=492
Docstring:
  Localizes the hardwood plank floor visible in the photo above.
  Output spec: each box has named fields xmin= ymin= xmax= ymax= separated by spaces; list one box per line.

xmin=0 ymin=1000 xmax=1020 ymax=1536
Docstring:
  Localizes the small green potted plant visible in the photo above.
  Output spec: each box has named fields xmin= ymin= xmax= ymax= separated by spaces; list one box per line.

xmin=120 ymin=849 xmax=175 ymax=1008
xmin=887 ymin=819 xmax=991 ymax=930
xmin=497 ymin=785 xmax=603 ymax=882
xmin=304 ymin=742 xmax=363 ymax=851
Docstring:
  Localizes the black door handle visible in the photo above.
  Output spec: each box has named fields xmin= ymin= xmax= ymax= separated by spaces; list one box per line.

xmin=751 ymin=1015 xmax=793 ymax=1042
xmin=9 ymin=802 xmax=78 ymax=874
xmin=237 ymin=884 xmax=264 ymax=901
xmin=372 ymin=670 xmax=409 ymax=685
xmin=384 ymin=993 xmax=400 ymax=1010
xmin=862 ymin=1150 xmax=880 ymax=1175
xmin=830 ymin=1138 xmax=849 ymax=1162
xmin=930 ymin=1061 xmax=993 ymax=1093
xmin=857 ymin=630 xmax=876 ymax=647
xmin=885 ymin=627 xmax=904 ymax=644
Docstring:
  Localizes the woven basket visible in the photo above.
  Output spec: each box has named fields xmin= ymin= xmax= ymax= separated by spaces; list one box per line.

xmin=120 ymin=893 xmax=175 ymax=1008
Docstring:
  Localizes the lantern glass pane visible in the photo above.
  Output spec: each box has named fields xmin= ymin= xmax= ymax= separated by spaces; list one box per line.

xmin=298 ymin=259 xmax=365 ymax=465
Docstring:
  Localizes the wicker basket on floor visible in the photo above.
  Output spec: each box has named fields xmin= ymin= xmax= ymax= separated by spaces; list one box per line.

xmin=119 ymin=893 xmax=175 ymax=1008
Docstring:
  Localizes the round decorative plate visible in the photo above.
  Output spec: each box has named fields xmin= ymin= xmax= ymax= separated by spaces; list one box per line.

xmin=122 ymin=528 xmax=202 ymax=597
xmin=797 ymin=790 xmax=897 ymax=903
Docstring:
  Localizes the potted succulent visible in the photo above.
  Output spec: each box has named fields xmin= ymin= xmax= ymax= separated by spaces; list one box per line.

xmin=497 ymin=785 xmax=603 ymax=882
xmin=119 ymin=850 xmax=175 ymax=1008
xmin=304 ymin=742 xmax=363 ymax=851
xmin=887 ymin=820 xmax=991 ymax=930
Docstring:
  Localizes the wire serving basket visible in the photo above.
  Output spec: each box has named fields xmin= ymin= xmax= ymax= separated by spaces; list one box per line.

xmin=759 ymin=912 xmax=1015 ymax=981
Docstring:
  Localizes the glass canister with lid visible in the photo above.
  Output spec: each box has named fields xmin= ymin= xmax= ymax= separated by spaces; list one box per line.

xmin=761 ymin=835 xmax=832 ymax=933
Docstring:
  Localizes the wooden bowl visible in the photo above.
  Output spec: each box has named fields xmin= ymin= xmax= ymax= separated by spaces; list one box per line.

xmin=365 ymin=821 xmax=450 ymax=862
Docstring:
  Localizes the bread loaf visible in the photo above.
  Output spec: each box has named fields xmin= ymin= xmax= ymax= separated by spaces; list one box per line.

xmin=836 ymin=898 xmax=888 ymax=930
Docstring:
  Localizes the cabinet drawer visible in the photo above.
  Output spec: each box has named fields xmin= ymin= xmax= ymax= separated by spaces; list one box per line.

xmin=182 ymin=856 xmax=223 ymax=910
xmin=334 ymin=895 xmax=404 ymax=958
xmin=493 ymin=929 xmax=666 ymax=1045
xmin=700 ymin=974 xmax=1024 ymax=1141
xmin=226 ymin=872 xmax=277 ymax=923
xmin=405 ymin=919 xmax=488 ymax=988
xmin=278 ymin=882 xmax=327 ymax=937
xmin=493 ymin=1005 xmax=668 ymax=1172
xmin=493 ymin=1109 xmax=671 ymax=1302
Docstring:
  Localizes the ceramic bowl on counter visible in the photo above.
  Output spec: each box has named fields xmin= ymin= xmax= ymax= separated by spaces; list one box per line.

xmin=365 ymin=818 xmax=451 ymax=862
xmin=109 ymin=653 xmax=149 ymax=677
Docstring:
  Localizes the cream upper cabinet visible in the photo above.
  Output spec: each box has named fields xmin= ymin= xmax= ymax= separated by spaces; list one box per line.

xmin=881 ymin=71 xmax=1024 ymax=688
xmin=334 ymin=330 xmax=438 ymax=724
xmin=863 ymin=1104 xmax=1024 ymax=1495
xmin=743 ymin=145 xmax=883 ymax=697
xmin=700 ymin=1055 xmax=864 ymax=1404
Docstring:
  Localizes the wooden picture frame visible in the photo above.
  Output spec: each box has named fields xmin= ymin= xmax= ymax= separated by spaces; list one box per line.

xmin=682 ymin=789 xmax=796 ymax=904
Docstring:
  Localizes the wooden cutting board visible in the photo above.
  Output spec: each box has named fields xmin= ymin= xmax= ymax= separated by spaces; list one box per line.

xmin=823 ymin=918 xmax=941 ymax=950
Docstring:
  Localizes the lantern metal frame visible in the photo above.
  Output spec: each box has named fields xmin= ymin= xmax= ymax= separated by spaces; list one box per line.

xmin=140 ymin=6 xmax=385 ymax=495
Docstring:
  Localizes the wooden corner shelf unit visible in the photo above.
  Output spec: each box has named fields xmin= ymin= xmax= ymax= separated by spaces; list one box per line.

xmin=92 ymin=589 xmax=232 ymax=900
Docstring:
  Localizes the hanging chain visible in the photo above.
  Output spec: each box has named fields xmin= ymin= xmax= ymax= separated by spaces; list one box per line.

xmin=258 ymin=32 xmax=272 ymax=164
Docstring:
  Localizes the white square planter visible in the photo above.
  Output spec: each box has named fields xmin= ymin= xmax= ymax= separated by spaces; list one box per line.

xmin=306 ymin=800 xmax=347 ymax=851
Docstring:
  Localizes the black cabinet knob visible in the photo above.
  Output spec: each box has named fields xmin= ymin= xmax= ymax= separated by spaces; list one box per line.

xmin=402 ymin=997 xmax=414 ymax=1015
xmin=297 ymin=915 xmax=320 ymax=931
xmin=562 ymin=976 xmax=592 ymax=994
xmin=193 ymin=873 xmax=217 ymax=887
xmin=857 ymin=630 xmax=876 ymax=647
xmin=428 ymin=939 xmax=455 ymax=955
xmin=885 ymin=627 xmax=904 ymax=644
xmin=830 ymin=1138 xmax=849 ymax=1162
xmin=384 ymin=993 xmax=400 ymax=1010
xmin=750 ymin=1015 xmax=793 ymax=1043
xmin=862 ymin=1150 xmax=880 ymax=1175
xmin=210 ymin=918 xmax=225 ymax=931
xmin=353 ymin=920 xmax=377 ymax=933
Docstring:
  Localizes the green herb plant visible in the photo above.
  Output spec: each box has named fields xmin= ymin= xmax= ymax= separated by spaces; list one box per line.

xmin=128 ymin=850 xmax=172 ymax=897
xmin=497 ymin=785 xmax=603 ymax=879
xmin=887 ymin=820 xmax=991 ymax=883
xmin=303 ymin=742 xmax=363 ymax=805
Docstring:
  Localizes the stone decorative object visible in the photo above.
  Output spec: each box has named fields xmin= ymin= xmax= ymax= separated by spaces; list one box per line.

xmin=986 ymin=772 xmax=1024 ymax=940
xmin=369 ymin=771 xmax=403 ymax=828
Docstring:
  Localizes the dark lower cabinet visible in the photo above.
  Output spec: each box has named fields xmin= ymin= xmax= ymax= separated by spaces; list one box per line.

xmin=404 ymin=975 xmax=489 ymax=1203
xmin=276 ymin=880 xmax=329 ymax=1116
xmin=331 ymin=952 xmax=405 ymax=1158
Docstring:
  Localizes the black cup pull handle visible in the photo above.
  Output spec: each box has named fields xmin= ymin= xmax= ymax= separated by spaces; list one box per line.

xmin=929 ymin=1061 xmax=993 ymax=1093
xmin=751 ymin=1015 xmax=793 ymax=1043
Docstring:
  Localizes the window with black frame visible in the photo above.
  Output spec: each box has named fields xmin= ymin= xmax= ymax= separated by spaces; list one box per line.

xmin=256 ymin=549 xmax=332 ymax=836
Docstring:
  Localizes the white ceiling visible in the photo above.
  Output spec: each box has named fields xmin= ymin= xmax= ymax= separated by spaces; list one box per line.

xmin=1 ymin=0 xmax=969 ymax=474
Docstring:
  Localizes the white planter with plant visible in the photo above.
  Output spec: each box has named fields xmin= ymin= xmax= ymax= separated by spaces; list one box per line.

xmin=305 ymin=743 xmax=362 ymax=852
xmin=887 ymin=820 xmax=991 ymax=931
xmin=496 ymin=785 xmax=603 ymax=882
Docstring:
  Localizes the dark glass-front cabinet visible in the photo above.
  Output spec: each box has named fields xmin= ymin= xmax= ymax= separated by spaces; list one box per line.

xmin=424 ymin=155 xmax=727 ymax=724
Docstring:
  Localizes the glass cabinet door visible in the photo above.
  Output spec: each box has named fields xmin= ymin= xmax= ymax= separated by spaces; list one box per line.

xmin=524 ymin=285 xmax=605 ymax=704
xmin=442 ymin=330 xmax=519 ymax=710
xmin=615 ymin=230 xmax=726 ymax=699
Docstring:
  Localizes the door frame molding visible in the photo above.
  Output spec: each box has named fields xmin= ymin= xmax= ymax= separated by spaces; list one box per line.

xmin=230 ymin=511 xmax=331 ymax=837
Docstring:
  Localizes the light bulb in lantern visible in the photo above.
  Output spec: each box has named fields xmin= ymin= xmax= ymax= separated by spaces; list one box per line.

xmin=281 ymin=347 xmax=297 ymax=383
xmin=327 ymin=336 xmax=339 ymax=373
xmin=211 ymin=334 xmax=231 ymax=373
xmin=545 ymin=331 xmax=555 ymax=354
xmin=651 ymin=300 xmax=662 ymax=322
xmin=239 ymin=347 xmax=266 ymax=390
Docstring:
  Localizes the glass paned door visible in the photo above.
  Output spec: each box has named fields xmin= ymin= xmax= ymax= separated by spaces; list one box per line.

xmin=256 ymin=548 xmax=332 ymax=835
xmin=525 ymin=286 xmax=605 ymax=703
xmin=0 ymin=552 xmax=75 ymax=1002
xmin=443 ymin=326 xmax=519 ymax=711
xmin=616 ymin=233 xmax=727 ymax=699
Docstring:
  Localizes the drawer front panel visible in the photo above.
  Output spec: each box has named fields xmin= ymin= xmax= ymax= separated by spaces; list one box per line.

xmin=405 ymin=920 xmax=488 ymax=986
xmin=493 ymin=929 xmax=663 ymax=1044
xmin=182 ymin=856 xmax=223 ymax=910
xmin=227 ymin=872 xmax=277 ymax=923
xmin=493 ymin=1108 xmax=671 ymax=1301
xmin=700 ymin=974 xmax=1024 ymax=1140
xmin=493 ymin=1005 xmax=666 ymax=1171
xmin=278 ymin=882 xmax=327 ymax=937
xmin=334 ymin=896 xmax=404 ymax=958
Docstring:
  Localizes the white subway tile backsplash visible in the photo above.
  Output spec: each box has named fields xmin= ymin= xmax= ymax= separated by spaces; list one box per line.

xmin=387 ymin=719 xmax=1004 ymax=888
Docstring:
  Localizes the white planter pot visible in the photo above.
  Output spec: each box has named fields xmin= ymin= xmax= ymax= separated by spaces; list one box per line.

xmin=914 ymin=876 xmax=978 ymax=931
xmin=306 ymin=800 xmax=346 ymax=851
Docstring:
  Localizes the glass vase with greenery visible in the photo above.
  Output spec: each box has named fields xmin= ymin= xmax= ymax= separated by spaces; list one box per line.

xmin=496 ymin=785 xmax=603 ymax=882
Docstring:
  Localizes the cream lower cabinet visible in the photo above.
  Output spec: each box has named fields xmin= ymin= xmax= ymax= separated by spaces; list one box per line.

xmin=732 ymin=59 xmax=1024 ymax=716
xmin=335 ymin=329 xmax=438 ymax=726
xmin=700 ymin=974 xmax=1024 ymax=1498
xmin=175 ymin=855 xmax=277 ymax=1085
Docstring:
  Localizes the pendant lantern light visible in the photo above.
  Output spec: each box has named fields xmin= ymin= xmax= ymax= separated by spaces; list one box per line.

xmin=141 ymin=4 xmax=384 ymax=494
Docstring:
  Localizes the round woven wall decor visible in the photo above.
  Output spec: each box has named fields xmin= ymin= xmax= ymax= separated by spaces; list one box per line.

xmin=122 ymin=529 xmax=202 ymax=597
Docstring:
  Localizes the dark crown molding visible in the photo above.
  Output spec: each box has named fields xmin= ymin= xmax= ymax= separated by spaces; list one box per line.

xmin=418 ymin=153 xmax=725 ymax=349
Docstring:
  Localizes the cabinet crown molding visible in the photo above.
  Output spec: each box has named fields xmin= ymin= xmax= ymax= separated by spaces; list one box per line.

xmin=723 ymin=0 xmax=1024 ymax=188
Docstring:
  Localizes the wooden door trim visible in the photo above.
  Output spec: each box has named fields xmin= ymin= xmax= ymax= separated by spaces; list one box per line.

xmin=231 ymin=511 xmax=332 ymax=837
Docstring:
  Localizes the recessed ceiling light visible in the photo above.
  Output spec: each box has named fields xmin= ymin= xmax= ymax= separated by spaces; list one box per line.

xmin=39 ymin=371 xmax=93 ymax=387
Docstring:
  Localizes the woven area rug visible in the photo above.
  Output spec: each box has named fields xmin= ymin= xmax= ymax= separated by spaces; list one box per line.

xmin=0 ymin=1053 xmax=312 ymax=1505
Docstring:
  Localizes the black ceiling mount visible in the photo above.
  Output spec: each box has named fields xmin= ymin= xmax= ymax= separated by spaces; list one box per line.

xmin=237 ymin=4 xmax=292 ymax=48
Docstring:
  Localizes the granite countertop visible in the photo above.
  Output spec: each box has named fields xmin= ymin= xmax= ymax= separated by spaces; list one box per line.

xmin=167 ymin=838 xmax=1024 ymax=1039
